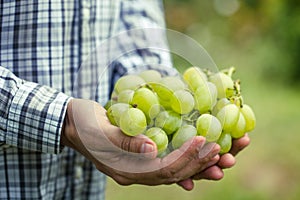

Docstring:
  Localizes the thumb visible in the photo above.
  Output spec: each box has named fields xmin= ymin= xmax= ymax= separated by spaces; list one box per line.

xmin=107 ymin=126 xmax=158 ymax=159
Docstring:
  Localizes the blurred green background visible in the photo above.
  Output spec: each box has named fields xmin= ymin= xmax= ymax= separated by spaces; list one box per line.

xmin=106 ymin=0 xmax=300 ymax=199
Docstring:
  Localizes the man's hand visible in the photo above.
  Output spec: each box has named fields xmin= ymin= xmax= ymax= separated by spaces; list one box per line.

xmin=61 ymin=98 xmax=222 ymax=190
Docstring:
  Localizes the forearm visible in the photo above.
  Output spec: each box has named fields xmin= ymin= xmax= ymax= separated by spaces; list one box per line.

xmin=0 ymin=66 xmax=71 ymax=154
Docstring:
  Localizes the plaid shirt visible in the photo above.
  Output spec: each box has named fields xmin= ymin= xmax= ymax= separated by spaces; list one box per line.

xmin=0 ymin=0 xmax=175 ymax=199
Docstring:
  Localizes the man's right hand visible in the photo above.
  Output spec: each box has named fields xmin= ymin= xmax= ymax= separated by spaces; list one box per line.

xmin=61 ymin=98 xmax=222 ymax=191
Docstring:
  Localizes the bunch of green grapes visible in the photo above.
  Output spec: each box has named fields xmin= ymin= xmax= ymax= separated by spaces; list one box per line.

xmin=105 ymin=67 xmax=256 ymax=157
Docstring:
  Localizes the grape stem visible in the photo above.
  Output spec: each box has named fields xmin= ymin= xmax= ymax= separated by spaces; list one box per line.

xmin=227 ymin=67 xmax=236 ymax=77
xmin=203 ymin=68 xmax=213 ymax=77
xmin=182 ymin=110 xmax=200 ymax=125
xmin=234 ymin=79 xmax=241 ymax=96
xmin=229 ymin=79 xmax=244 ymax=108
xmin=221 ymin=66 xmax=236 ymax=77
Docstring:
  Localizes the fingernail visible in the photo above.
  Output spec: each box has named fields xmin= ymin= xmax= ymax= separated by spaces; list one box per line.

xmin=141 ymin=142 xmax=154 ymax=153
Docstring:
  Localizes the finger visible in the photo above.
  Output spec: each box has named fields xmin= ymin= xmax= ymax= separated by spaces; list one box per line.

xmin=177 ymin=178 xmax=194 ymax=191
xmin=155 ymin=136 xmax=206 ymax=182
xmin=176 ymin=153 xmax=220 ymax=188
xmin=198 ymin=142 xmax=220 ymax=159
xmin=192 ymin=165 xmax=224 ymax=181
xmin=160 ymin=136 xmax=206 ymax=169
xmin=176 ymin=153 xmax=220 ymax=189
xmin=230 ymin=134 xmax=251 ymax=156
xmin=218 ymin=153 xmax=236 ymax=169
xmin=167 ymin=141 xmax=220 ymax=182
xmin=206 ymin=154 xmax=220 ymax=168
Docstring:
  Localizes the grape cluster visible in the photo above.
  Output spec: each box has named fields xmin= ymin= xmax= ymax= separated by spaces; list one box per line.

xmin=105 ymin=67 xmax=256 ymax=157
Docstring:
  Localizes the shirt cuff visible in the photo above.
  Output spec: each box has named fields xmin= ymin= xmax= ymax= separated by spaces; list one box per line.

xmin=6 ymin=81 xmax=71 ymax=154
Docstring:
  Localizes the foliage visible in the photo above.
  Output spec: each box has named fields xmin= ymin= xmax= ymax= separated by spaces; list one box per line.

xmin=164 ymin=0 xmax=300 ymax=86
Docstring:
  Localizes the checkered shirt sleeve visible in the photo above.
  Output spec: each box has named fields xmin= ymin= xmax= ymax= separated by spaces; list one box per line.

xmin=0 ymin=66 xmax=70 ymax=154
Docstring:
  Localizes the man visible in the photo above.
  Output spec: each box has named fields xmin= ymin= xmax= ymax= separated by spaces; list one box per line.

xmin=0 ymin=0 xmax=249 ymax=199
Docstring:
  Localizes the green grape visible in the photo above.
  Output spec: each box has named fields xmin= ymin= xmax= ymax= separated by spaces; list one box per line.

xmin=114 ymin=75 xmax=145 ymax=94
xmin=231 ymin=112 xmax=246 ymax=139
xmin=208 ymin=82 xmax=218 ymax=108
xmin=148 ymin=104 xmax=162 ymax=120
xmin=119 ymin=108 xmax=147 ymax=136
xmin=183 ymin=67 xmax=207 ymax=92
xmin=155 ymin=110 xmax=182 ymax=135
xmin=110 ymin=90 xmax=118 ymax=102
xmin=194 ymin=82 xmax=217 ymax=114
xmin=240 ymin=104 xmax=256 ymax=132
xmin=158 ymin=97 xmax=172 ymax=110
xmin=117 ymin=89 xmax=134 ymax=104
xmin=152 ymin=77 xmax=185 ymax=106
xmin=148 ymin=77 xmax=184 ymax=110
xmin=157 ymin=147 xmax=171 ymax=158
xmin=106 ymin=103 xmax=131 ymax=126
xmin=217 ymin=133 xmax=232 ymax=154
xmin=144 ymin=127 xmax=168 ymax=155
xmin=212 ymin=98 xmax=230 ymax=116
xmin=216 ymin=104 xmax=240 ymax=132
xmin=131 ymin=87 xmax=160 ymax=121
xmin=160 ymin=76 xmax=186 ymax=92
xmin=196 ymin=114 xmax=222 ymax=142
xmin=171 ymin=124 xmax=197 ymax=149
xmin=104 ymin=99 xmax=116 ymax=110
xmin=209 ymin=72 xmax=234 ymax=99
xmin=139 ymin=70 xmax=162 ymax=83
xmin=148 ymin=82 xmax=173 ymax=105
xmin=170 ymin=89 xmax=195 ymax=114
